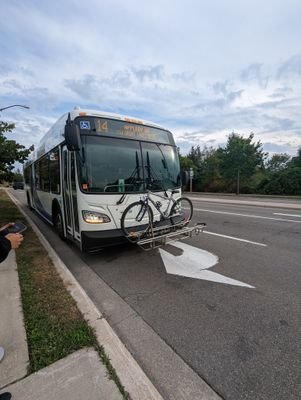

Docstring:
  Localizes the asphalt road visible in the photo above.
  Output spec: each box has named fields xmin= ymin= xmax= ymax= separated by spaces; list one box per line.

xmin=11 ymin=190 xmax=301 ymax=400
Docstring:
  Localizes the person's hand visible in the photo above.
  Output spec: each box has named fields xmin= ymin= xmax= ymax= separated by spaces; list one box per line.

xmin=0 ymin=223 xmax=14 ymax=232
xmin=5 ymin=233 xmax=24 ymax=249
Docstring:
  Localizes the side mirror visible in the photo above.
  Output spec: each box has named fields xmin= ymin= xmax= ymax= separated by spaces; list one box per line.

xmin=65 ymin=123 xmax=81 ymax=151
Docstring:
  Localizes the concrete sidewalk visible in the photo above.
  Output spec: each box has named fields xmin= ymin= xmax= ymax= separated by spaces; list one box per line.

xmin=0 ymin=251 xmax=28 ymax=388
xmin=4 ymin=348 xmax=122 ymax=400
xmin=0 ymin=251 xmax=123 ymax=400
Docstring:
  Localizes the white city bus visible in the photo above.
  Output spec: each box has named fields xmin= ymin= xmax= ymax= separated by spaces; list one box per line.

xmin=24 ymin=108 xmax=182 ymax=251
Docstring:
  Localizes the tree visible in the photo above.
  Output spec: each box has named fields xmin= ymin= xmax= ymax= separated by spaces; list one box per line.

xmin=259 ymin=167 xmax=301 ymax=195
xmin=259 ymin=148 xmax=301 ymax=195
xmin=266 ymin=153 xmax=290 ymax=172
xmin=0 ymin=121 xmax=31 ymax=182
xmin=220 ymin=132 xmax=267 ymax=194
xmin=196 ymin=146 xmax=223 ymax=192
xmin=187 ymin=145 xmax=203 ymax=166
xmin=178 ymin=148 xmax=194 ymax=170
xmin=290 ymin=148 xmax=301 ymax=168
xmin=186 ymin=145 xmax=205 ymax=191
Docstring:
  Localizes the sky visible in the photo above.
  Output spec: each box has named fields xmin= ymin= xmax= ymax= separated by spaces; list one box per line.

xmin=1 ymin=0 xmax=301 ymax=159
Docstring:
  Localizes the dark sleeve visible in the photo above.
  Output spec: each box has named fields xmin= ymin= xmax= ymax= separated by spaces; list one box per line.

xmin=0 ymin=235 xmax=11 ymax=263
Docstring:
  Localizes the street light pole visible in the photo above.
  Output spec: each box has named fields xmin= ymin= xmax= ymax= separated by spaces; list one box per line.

xmin=236 ymin=169 xmax=240 ymax=195
xmin=189 ymin=167 xmax=194 ymax=193
xmin=0 ymin=104 xmax=30 ymax=112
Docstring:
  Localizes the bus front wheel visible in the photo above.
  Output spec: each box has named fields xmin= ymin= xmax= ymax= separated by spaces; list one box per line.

xmin=54 ymin=210 xmax=66 ymax=241
xmin=26 ymin=192 xmax=33 ymax=210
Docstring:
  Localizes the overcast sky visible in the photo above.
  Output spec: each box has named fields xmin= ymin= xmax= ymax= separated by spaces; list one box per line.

xmin=1 ymin=0 xmax=301 ymax=157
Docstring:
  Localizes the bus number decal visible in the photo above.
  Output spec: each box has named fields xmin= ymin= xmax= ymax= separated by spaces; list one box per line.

xmin=96 ymin=120 xmax=109 ymax=133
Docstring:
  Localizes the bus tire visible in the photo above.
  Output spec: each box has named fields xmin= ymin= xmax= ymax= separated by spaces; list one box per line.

xmin=26 ymin=191 xmax=33 ymax=210
xmin=54 ymin=209 xmax=66 ymax=241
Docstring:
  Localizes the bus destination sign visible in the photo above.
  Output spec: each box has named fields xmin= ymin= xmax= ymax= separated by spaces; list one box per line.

xmin=77 ymin=117 xmax=172 ymax=145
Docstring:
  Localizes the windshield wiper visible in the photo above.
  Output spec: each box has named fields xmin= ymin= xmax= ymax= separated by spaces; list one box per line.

xmin=145 ymin=151 xmax=167 ymax=191
xmin=116 ymin=151 xmax=142 ymax=204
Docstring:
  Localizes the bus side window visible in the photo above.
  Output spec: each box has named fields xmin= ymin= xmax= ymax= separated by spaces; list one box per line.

xmin=35 ymin=162 xmax=40 ymax=189
xmin=39 ymin=156 xmax=50 ymax=192
xmin=50 ymin=148 xmax=60 ymax=194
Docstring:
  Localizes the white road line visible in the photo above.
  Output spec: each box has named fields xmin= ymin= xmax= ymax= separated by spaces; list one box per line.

xmin=273 ymin=212 xmax=301 ymax=218
xmin=204 ymin=231 xmax=267 ymax=247
xmin=194 ymin=207 xmax=301 ymax=223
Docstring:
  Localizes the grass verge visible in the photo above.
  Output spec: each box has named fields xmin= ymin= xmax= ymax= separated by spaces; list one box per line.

xmin=0 ymin=190 xmax=129 ymax=399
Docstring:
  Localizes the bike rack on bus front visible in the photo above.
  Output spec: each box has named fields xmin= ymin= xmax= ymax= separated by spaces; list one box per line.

xmin=136 ymin=222 xmax=206 ymax=251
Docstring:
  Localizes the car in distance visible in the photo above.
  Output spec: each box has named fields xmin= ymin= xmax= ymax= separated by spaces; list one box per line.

xmin=12 ymin=181 xmax=24 ymax=190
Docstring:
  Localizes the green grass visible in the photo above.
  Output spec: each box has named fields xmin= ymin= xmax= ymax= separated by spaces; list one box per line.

xmin=0 ymin=190 xmax=129 ymax=399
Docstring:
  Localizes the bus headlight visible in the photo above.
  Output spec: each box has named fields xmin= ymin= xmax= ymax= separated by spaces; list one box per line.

xmin=82 ymin=210 xmax=111 ymax=224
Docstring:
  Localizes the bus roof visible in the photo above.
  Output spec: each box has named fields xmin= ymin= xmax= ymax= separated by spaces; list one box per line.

xmin=69 ymin=108 xmax=165 ymax=130
xmin=25 ymin=108 xmax=169 ymax=165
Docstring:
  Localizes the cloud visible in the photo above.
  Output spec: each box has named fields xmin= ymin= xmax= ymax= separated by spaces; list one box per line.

xmin=212 ymin=80 xmax=228 ymax=96
xmin=268 ymin=86 xmax=292 ymax=99
xmin=261 ymin=114 xmax=295 ymax=131
xmin=263 ymin=142 xmax=296 ymax=154
xmin=131 ymin=65 xmax=165 ymax=82
xmin=277 ymin=54 xmax=301 ymax=79
xmin=240 ymin=63 xmax=269 ymax=88
xmin=0 ymin=64 xmax=34 ymax=77
xmin=64 ymin=75 xmax=98 ymax=100
xmin=1 ymin=1 xmax=301 ymax=158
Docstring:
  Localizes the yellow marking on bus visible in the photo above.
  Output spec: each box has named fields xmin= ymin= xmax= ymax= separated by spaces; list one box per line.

xmin=124 ymin=117 xmax=144 ymax=124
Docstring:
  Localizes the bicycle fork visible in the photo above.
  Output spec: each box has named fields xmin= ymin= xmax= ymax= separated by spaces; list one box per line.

xmin=136 ymin=201 xmax=148 ymax=222
xmin=136 ymin=201 xmax=154 ymax=237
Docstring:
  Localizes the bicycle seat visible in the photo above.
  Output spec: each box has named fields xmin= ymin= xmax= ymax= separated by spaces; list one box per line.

xmin=171 ymin=190 xmax=180 ymax=194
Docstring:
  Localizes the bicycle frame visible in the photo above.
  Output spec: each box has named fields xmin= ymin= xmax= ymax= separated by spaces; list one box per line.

xmin=141 ymin=190 xmax=178 ymax=221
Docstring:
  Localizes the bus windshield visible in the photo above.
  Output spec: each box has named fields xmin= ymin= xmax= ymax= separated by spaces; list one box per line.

xmin=78 ymin=136 xmax=180 ymax=193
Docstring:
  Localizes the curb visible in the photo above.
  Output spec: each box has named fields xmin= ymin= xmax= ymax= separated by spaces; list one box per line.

xmin=7 ymin=191 xmax=163 ymax=400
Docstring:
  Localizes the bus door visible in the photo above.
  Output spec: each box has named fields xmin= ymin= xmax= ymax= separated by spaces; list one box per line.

xmin=62 ymin=146 xmax=80 ymax=242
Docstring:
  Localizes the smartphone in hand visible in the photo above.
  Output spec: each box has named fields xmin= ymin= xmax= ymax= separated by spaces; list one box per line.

xmin=6 ymin=221 xmax=27 ymax=234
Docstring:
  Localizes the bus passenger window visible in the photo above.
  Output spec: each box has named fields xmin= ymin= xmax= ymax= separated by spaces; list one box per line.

xmin=39 ymin=156 xmax=50 ymax=192
xmin=50 ymin=148 xmax=60 ymax=194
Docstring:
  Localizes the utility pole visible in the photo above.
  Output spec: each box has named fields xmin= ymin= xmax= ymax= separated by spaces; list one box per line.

xmin=236 ymin=170 xmax=240 ymax=195
xmin=189 ymin=167 xmax=194 ymax=193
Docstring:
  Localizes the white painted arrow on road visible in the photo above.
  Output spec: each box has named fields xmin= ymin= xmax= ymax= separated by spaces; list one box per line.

xmin=159 ymin=241 xmax=255 ymax=288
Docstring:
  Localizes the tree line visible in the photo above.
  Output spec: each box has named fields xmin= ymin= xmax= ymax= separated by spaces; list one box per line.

xmin=180 ymin=133 xmax=301 ymax=195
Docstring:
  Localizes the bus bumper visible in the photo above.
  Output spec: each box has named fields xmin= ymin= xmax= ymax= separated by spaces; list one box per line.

xmin=81 ymin=229 xmax=127 ymax=252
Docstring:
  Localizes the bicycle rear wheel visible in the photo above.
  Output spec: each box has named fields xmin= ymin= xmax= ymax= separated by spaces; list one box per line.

xmin=121 ymin=201 xmax=153 ymax=243
xmin=170 ymin=197 xmax=193 ymax=226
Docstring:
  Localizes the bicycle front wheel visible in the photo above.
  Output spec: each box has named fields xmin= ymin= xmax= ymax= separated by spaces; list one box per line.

xmin=170 ymin=197 xmax=193 ymax=226
xmin=121 ymin=201 xmax=153 ymax=243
